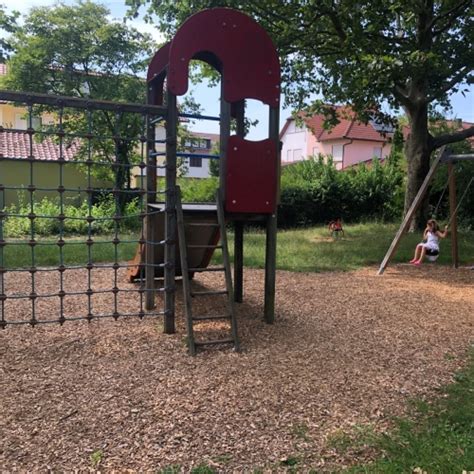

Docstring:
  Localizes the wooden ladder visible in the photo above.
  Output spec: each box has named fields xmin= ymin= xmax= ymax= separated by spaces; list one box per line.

xmin=176 ymin=188 xmax=240 ymax=356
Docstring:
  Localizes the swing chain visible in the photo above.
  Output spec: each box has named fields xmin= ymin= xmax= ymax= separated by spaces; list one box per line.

xmin=446 ymin=176 xmax=474 ymax=228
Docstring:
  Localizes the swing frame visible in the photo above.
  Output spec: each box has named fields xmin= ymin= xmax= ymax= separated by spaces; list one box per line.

xmin=378 ymin=147 xmax=474 ymax=275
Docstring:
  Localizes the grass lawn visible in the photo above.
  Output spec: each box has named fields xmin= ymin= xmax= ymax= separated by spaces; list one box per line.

xmin=0 ymin=235 xmax=139 ymax=269
xmin=350 ymin=350 xmax=474 ymax=473
xmin=220 ymin=222 xmax=474 ymax=272
xmin=2 ymin=222 xmax=474 ymax=270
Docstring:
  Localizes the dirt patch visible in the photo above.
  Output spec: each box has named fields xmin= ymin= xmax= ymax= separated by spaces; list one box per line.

xmin=0 ymin=264 xmax=473 ymax=471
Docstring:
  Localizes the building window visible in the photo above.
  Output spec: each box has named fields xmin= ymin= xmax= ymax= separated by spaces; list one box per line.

xmin=331 ymin=144 xmax=343 ymax=164
xmin=15 ymin=113 xmax=41 ymax=130
xmin=312 ymin=147 xmax=319 ymax=157
xmin=286 ymin=149 xmax=292 ymax=162
xmin=373 ymin=147 xmax=382 ymax=159
xmin=189 ymin=156 xmax=202 ymax=168
xmin=184 ymin=138 xmax=211 ymax=149
xmin=293 ymin=149 xmax=302 ymax=161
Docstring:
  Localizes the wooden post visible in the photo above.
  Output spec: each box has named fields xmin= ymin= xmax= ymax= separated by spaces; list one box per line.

xmin=234 ymin=100 xmax=245 ymax=302
xmin=378 ymin=146 xmax=446 ymax=275
xmin=448 ymin=160 xmax=459 ymax=268
xmin=234 ymin=223 xmax=244 ymax=303
xmin=175 ymin=187 xmax=196 ymax=355
xmin=164 ymin=90 xmax=177 ymax=334
xmin=264 ymin=104 xmax=280 ymax=323
xmin=145 ymin=84 xmax=157 ymax=310
xmin=219 ymin=82 xmax=231 ymax=201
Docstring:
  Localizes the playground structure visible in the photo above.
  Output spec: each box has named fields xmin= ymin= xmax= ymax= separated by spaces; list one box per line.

xmin=136 ymin=7 xmax=281 ymax=348
xmin=378 ymin=147 xmax=474 ymax=274
xmin=0 ymin=8 xmax=281 ymax=350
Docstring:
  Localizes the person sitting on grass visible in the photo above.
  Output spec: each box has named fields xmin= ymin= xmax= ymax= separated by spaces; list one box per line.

xmin=410 ymin=219 xmax=448 ymax=266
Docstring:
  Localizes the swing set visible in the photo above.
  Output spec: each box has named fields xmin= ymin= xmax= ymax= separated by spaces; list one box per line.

xmin=378 ymin=147 xmax=474 ymax=274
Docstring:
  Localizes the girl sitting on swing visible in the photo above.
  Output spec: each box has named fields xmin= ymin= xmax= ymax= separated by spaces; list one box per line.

xmin=410 ymin=219 xmax=448 ymax=266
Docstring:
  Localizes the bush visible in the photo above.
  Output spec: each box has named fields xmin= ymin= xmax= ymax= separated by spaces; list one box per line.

xmin=2 ymin=194 xmax=143 ymax=237
xmin=278 ymin=155 xmax=404 ymax=228
xmin=180 ymin=177 xmax=219 ymax=203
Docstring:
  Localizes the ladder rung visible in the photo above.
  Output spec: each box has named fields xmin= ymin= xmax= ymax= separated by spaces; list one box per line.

xmin=192 ymin=314 xmax=230 ymax=321
xmin=195 ymin=338 xmax=234 ymax=346
xmin=186 ymin=222 xmax=219 ymax=227
xmin=187 ymin=244 xmax=222 ymax=249
xmin=191 ymin=290 xmax=228 ymax=297
xmin=188 ymin=266 xmax=225 ymax=272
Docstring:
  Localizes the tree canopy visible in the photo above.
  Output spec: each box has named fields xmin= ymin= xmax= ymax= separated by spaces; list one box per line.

xmin=4 ymin=1 xmax=152 ymax=100
xmin=0 ymin=4 xmax=18 ymax=62
xmin=2 ymin=1 xmax=156 ymax=205
xmin=127 ymin=0 xmax=474 ymax=225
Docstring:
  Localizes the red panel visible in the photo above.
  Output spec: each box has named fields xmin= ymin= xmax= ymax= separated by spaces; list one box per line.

xmin=168 ymin=8 xmax=280 ymax=106
xmin=225 ymin=136 xmax=277 ymax=214
xmin=146 ymin=43 xmax=171 ymax=106
xmin=147 ymin=42 xmax=170 ymax=83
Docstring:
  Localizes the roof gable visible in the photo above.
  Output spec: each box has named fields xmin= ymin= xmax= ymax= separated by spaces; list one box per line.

xmin=282 ymin=106 xmax=391 ymax=143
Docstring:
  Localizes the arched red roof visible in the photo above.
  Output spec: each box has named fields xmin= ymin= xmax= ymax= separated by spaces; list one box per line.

xmin=167 ymin=8 xmax=280 ymax=106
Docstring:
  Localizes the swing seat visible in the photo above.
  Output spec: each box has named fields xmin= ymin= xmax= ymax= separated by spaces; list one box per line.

xmin=426 ymin=248 xmax=439 ymax=262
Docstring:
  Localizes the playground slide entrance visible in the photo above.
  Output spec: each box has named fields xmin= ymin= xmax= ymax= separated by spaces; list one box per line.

xmin=127 ymin=203 xmax=220 ymax=282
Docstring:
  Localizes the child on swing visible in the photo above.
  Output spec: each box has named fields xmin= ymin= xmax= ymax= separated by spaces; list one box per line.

xmin=410 ymin=219 xmax=448 ymax=266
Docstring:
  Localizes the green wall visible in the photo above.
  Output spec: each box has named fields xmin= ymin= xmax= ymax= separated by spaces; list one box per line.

xmin=0 ymin=160 xmax=111 ymax=207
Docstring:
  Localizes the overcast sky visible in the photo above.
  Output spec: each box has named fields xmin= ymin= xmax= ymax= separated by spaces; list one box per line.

xmin=3 ymin=0 xmax=473 ymax=140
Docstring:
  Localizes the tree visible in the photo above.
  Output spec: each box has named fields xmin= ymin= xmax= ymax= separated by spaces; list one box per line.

xmin=127 ymin=0 xmax=474 ymax=228
xmin=3 ymin=1 xmax=155 ymax=210
xmin=0 ymin=4 xmax=18 ymax=62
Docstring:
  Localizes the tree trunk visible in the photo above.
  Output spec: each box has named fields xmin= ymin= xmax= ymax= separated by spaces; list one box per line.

xmin=403 ymin=103 xmax=432 ymax=231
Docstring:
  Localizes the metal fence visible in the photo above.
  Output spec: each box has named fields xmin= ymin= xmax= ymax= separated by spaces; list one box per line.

xmin=0 ymin=90 xmax=169 ymax=327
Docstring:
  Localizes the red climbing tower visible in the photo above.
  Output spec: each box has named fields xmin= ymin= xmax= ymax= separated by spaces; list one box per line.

xmin=137 ymin=8 xmax=281 ymax=338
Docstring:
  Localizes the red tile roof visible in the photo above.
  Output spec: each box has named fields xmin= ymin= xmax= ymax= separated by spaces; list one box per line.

xmin=0 ymin=131 xmax=80 ymax=161
xmin=305 ymin=106 xmax=389 ymax=142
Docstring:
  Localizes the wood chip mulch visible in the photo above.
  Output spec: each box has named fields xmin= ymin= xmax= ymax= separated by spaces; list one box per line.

xmin=0 ymin=264 xmax=473 ymax=471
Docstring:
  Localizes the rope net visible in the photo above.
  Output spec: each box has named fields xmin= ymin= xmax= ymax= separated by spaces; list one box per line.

xmin=0 ymin=91 xmax=168 ymax=326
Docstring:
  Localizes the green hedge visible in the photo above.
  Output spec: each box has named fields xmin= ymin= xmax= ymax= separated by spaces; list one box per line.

xmin=278 ymin=156 xmax=405 ymax=227
xmin=2 ymin=195 xmax=142 ymax=237
xmin=176 ymin=156 xmax=406 ymax=227
xmin=5 ymin=155 xmax=469 ymax=237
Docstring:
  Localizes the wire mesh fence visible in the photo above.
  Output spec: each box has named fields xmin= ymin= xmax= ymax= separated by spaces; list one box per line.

xmin=0 ymin=90 xmax=170 ymax=327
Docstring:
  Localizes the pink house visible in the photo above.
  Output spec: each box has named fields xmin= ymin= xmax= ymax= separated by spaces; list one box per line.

xmin=280 ymin=106 xmax=393 ymax=169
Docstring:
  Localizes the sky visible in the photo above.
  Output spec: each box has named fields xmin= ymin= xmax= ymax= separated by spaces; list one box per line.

xmin=3 ymin=0 xmax=473 ymax=140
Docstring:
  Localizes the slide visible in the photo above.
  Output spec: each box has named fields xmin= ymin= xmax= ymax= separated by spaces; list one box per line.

xmin=127 ymin=203 xmax=220 ymax=282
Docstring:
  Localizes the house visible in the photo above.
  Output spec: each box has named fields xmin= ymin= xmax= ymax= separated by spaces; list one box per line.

xmin=131 ymin=129 xmax=219 ymax=187
xmin=180 ymin=131 xmax=219 ymax=179
xmin=0 ymin=65 xmax=110 ymax=205
xmin=280 ymin=106 xmax=394 ymax=169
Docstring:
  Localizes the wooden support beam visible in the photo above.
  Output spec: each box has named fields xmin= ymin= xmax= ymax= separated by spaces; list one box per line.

xmin=264 ymin=105 xmax=280 ymax=323
xmin=219 ymin=82 xmax=231 ymax=201
xmin=264 ymin=213 xmax=277 ymax=323
xmin=234 ymin=100 xmax=245 ymax=303
xmin=448 ymin=161 xmax=459 ymax=268
xmin=377 ymin=147 xmax=447 ymax=275
xmin=164 ymin=90 xmax=177 ymax=334
xmin=441 ymin=154 xmax=474 ymax=162
xmin=234 ymin=222 xmax=244 ymax=303
xmin=145 ymin=86 xmax=158 ymax=311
